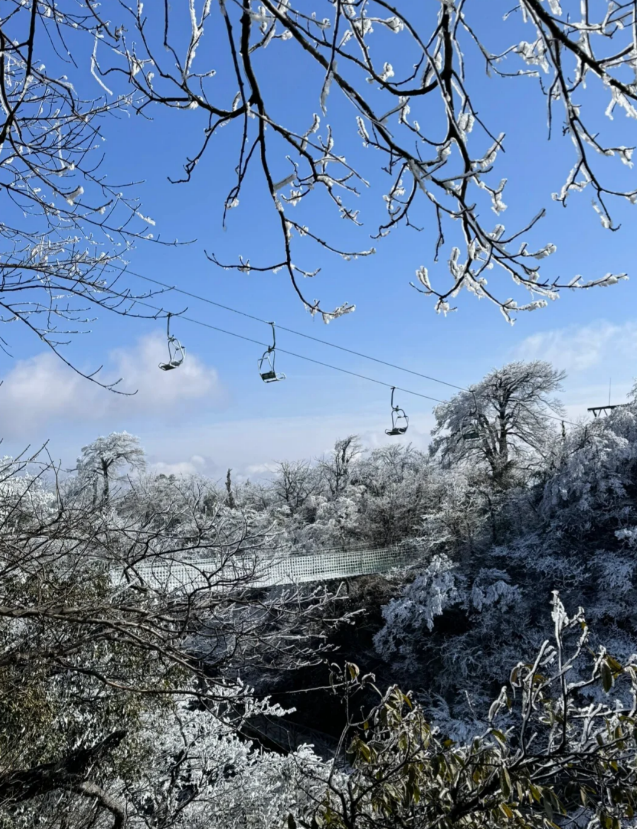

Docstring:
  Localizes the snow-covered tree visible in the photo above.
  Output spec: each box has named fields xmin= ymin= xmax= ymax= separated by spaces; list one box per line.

xmin=319 ymin=436 xmax=362 ymax=498
xmin=374 ymin=553 xmax=463 ymax=655
xmin=77 ymin=432 xmax=146 ymax=503
xmin=270 ymin=460 xmax=323 ymax=516
xmin=349 ymin=445 xmax=434 ymax=546
xmin=431 ymin=361 xmax=565 ymax=488
xmin=541 ymin=404 xmax=637 ymax=533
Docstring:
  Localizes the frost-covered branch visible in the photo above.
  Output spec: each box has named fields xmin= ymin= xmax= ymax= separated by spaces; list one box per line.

xmin=96 ymin=0 xmax=637 ymax=321
xmin=0 ymin=1 xmax=175 ymax=386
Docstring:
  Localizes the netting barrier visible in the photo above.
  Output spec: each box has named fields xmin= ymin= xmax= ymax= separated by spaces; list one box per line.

xmin=114 ymin=545 xmax=416 ymax=592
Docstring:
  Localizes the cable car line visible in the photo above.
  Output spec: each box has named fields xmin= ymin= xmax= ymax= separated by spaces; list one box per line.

xmin=117 ymin=267 xmax=577 ymax=427
xmin=133 ymin=297 xmax=446 ymax=404
xmin=109 ymin=264 xmax=466 ymax=392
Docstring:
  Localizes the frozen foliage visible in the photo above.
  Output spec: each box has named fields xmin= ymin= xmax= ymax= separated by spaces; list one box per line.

xmin=118 ymin=701 xmax=330 ymax=829
xmin=7 ymin=691 xmax=331 ymax=829
xmin=375 ymin=554 xmax=461 ymax=655
xmin=6 ymin=359 xmax=637 ymax=823
xmin=470 ymin=568 xmax=522 ymax=612
xmin=541 ymin=405 xmax=637 ymax=530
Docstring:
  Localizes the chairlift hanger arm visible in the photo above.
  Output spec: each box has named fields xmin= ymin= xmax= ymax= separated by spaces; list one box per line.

xmin=258 ymin=322 xmax=285 ymax=382
xmin=158 ymin=311 xmax=186 ymax=371
xmin=386 ymin=386 xmax=409 ymax=436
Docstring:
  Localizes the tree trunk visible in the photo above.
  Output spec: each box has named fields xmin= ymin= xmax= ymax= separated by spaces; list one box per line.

xmin=101 ymin=457 xmax=110 ymax=503
xmin=0 ymin=730 xmax=126 ymax=805
xmin=226 ymin=468 xmax=236 ymax=509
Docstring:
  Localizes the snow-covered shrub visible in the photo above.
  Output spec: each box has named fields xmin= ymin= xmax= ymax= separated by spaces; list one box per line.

xmin=374 ymin=554 xmax=462 ymax=658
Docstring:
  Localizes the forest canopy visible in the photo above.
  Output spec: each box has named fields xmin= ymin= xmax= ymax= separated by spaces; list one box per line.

xmin=3 ymin=360 xmax=637 ymax=827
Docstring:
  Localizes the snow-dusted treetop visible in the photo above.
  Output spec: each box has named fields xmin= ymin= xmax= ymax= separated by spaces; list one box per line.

xmin=431 ymin=360 xmax=565 ymax=486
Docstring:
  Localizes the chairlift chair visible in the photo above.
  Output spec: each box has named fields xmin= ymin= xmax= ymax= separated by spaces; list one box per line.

xmin=461 ymin=422 xmax=480 ymax=441
xmin=385 ymin=387 xmax=409 ymax=436
xmin=459 ymin=412 xmax=480 ymax=441
xmin=460 ymin=412 xmax=480 ymax=443
xmin=158 ymin=313 xmax=185 ymax=371
xmin=258 ymin=322 xmax=286 ymax=383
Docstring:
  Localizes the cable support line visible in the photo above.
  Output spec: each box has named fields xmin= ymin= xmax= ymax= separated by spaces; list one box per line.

xmin=109 ymin=264 xmax=466 ymax=392
xmin=115 ymin=265 xmax=577 ymax=426
xmin=132 ymin=297 xmax=446 ymax=404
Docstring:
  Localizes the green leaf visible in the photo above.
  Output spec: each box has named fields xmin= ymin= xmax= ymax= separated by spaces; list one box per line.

xmin=601 ymin=662 xmax=614 ymax=693
xmin=543 ymin=790 xmax=553 ymax=821
xmin=500 ymin=767 xmax=512 ymax=799
xmin=491 ymin=729 xmax=507 ymax=747
xmin=358 ymin=741 xmax=372 ymax=762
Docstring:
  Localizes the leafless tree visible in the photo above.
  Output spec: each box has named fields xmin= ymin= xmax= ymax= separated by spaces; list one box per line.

xmin=320 ymin=436 xmax=362 ymax=498
xmin=0 ymin=2 xmax=174 ymax=387
xmin=271 ymin=459 xmax=322 ymax=514
xmin=96 ymin=0 xmax=634 ymax=321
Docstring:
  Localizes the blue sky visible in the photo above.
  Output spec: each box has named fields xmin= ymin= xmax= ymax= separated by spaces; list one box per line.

xmin=3 ymin=1 xmax=637 ymax=479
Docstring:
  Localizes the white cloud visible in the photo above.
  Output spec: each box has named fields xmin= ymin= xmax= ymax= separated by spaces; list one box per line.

xmin=513 ymin=320 xmax=637 ymax=421
xmin=514 ymin=320 xmax=637 ymax=374
xmin=149 ymin=455 xmax=209 ymax=477
xmin=244 ymin=462 xmax=279 ymax=477
xmin=0 ymin=333 xmax=224 ymax=438
xmin=142 ymin=410 xmax=437 ymax=482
